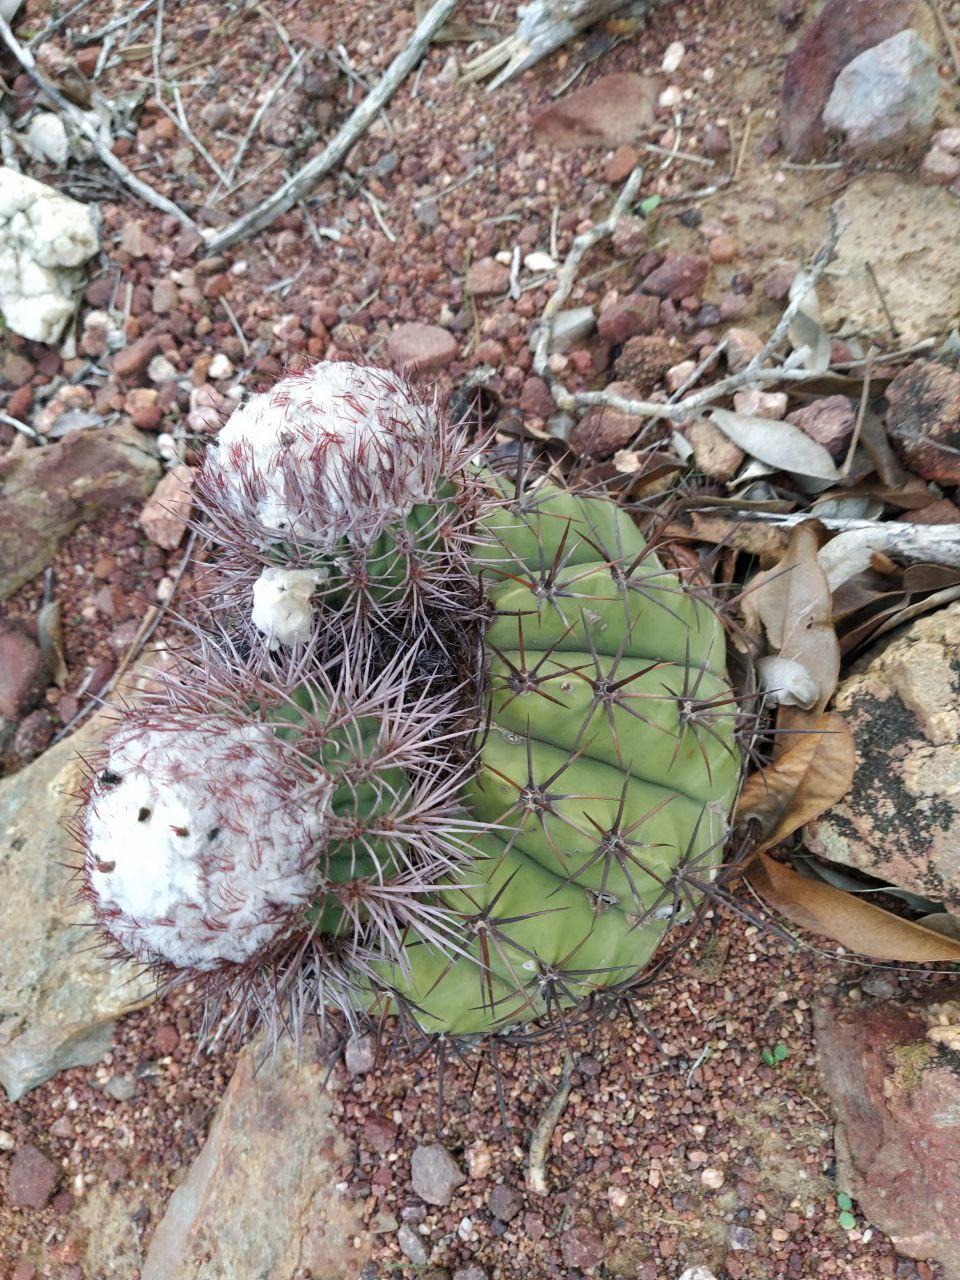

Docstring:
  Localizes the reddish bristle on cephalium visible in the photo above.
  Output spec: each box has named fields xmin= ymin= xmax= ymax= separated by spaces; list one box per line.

xmin=191 ymin=360 xmax=500 ymax=650
xmin=76 ymin=619 xmax=485 ymax=1044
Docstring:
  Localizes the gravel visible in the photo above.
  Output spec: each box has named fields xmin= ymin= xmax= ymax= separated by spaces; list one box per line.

xmin=1 ymin=0 xmax=953 ymax=1277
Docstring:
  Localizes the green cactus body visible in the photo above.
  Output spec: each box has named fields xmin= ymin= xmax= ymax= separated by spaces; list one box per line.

xmin=369 ymin=482 xmax=741 ymax=1037
xmin=310 ymin=479 xmax=477 ymax=620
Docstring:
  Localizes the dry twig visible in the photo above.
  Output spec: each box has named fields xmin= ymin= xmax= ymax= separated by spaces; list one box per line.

xmin=27 ymin=0 xmax=95 ymax=48
xmin=77 ymin=0 xmax=157 ymax=43
xmin=223 ymin=49 xmax=304 ymax=189
xmin=533 ymin=163 xmax=645 ymax=382
xmin=462 ymin=0 xmax=635 ymax=89
xmin=699 ymin=511 xmax=960 ymax=571
xmin=0 ymin=13 xmax=197 ymax=228
xmin=203 ymin=0 xmax=459 ymax=253
xmin=526 ymin=1053 xmax=577 ymax=1195
xmin=535 ymin=179 xmax=842 ymax=427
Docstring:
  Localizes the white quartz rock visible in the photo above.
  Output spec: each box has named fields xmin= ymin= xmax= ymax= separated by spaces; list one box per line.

xmin=0 ymin=167 xmax=100 ymax=343
xmin=19 ymin=113 xmax=70 ymax=166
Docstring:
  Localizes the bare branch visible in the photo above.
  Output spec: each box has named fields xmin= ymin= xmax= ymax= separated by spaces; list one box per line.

xmin=533 ymin=163 xmax=645 ymax=391
xmin=203 ymin=0 xmax=460 ymax=254
xmin=0 ymin=13 xmax=197 ymax=229
xmin=462 ymin=0 xmax=638 ymax=90
xmin=534 ymin=188 xmax=842 ymax=426
xmin=695 ymin=510 xmax=960 ymax=571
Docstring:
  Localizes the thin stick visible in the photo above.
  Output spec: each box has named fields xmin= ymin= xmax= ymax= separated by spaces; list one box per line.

xmin=839 ymin=348 xmax=873 ymax=478
xmin=865 ymin=260 xmax=899 ymax=340
xmin=642 ymin=140 xmax=714 ymax=168
xmin=0 ymin=410 xmax=40 ymax=440
xmin=360 ymin=187 xmax=397 ymax=243
xmin=151 ymin=0 xmax=230 ymax=187
xmin=533 ymin=164 xmax=645 ymax=383
xmin=204 ymin=0 xmax=460 ymax=253
xmin=79 ymin=0 xmax=156 ymax=43
xmin=0 ymin=14 xmax=197 ymax=228
xmin=225 ymin=49 xmax=304 ymax=187
xmin=693 ymin=510 xmax=960 ymax=570
xmin=220 ymin=297 xmax=249 ymax=359
xmin=526 ymin=1053 xmax=577 ymax=1196
xmin=27 ymin=0 xmax=95 ymax=47
xmin=537 ymin=182 xmax=840 ymax=424
xmin=733 ymin=112 xmax=752 ymax=180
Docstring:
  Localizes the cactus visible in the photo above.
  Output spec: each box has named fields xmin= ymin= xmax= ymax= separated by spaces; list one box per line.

xmin=79 ymin=362 xmax=742 ymax=1051
xmin=368 ymin=480 xmax=740 ymax=1036
xmin=194 ymin=361 xmax=485 ymax=646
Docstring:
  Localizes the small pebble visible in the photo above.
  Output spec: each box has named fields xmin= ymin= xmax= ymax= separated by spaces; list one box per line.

xmin=661 ymin=41 xmax=685 ymax=73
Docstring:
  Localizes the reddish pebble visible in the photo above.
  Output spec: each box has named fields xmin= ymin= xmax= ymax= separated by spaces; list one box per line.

xmin=154 ymin=1024 xmax=180 ymax=1055
xmin=604 ymin=144 xmax=640 ymax=183
xmin=708 ymin=234 xmax=739 ymax=264
xmin=519 ymin=376 xmax=556 ymax=418
xmin=386 ymin=323 xmax=458 ymax=374
xmin=7 ymin=1145 xmax=58 ymax=1209
xmin=640 ymin=253 xmax=710 ymax=300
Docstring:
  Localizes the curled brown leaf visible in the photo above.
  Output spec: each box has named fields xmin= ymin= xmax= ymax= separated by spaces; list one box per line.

xmin=742 ymin=521 xmax=840 ymax=721
xmin=735 ymin=711 xmax=855 ymax=852
xmin=748 ymin=853 xmax=960 ymax=962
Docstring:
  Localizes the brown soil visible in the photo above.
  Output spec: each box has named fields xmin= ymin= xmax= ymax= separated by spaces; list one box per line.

xmin=2 ymin=0 xmax=958 ymax=1274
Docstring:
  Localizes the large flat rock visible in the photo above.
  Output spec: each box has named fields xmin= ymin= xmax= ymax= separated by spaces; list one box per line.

xmin=816 ymin=989 xmax=960 ymax=1278
xmin=806 ymin=602 xmax=960 ymax=909
xmin=823 ymin=175 xmax=960 ymax=346
xmin=143 ymin=1031 xmax=370 ymax=1279
xmin=0 ymin=424 xmax=160 ymax=600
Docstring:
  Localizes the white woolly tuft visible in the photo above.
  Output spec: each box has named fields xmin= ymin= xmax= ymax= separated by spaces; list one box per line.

xmin=211 ymin=361 xmax=437 ymax=546
xmin=251 ymin=566 xmax=327 ymax=647
xmin=85 ymin=721 xmax=326 ymax=970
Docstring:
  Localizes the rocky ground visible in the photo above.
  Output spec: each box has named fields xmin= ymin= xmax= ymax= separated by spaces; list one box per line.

xmin=3 ymin=0 xmax=960 ymax=1276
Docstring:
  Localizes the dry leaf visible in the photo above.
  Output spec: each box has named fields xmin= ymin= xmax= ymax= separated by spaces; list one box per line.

xmin=612 ymin=449 xmax=644 ymax=474
xmin=742 ymin=522 xmax=840 ymax=717
xmin=735 ymin=711 xmax=855 ymax=851
xmin=867 ymin=582 xmax=960 ymax=642
xmin=918 ymin=913 xmax=960 ymax=941
xmin=748 ymin=853 xmax=960 ymax=961
xmin=818 ymin=527 xmax=890 ymax=592
xmin=787 ymin=277 xmax=832 ymax=373
xmin=858 ymin=409 xmax=908 ymax=488
xmin=710 ymin=408 xmax=840 ymax=482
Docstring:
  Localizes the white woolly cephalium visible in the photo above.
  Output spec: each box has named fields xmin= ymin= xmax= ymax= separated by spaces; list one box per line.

xmin=250 ymin=566 xmax=327 ymax=647
xmin=81 ymin=632 xmax=477 ymax=1006
xmin=85 ymin=719 xmax=325 ymax=970
xmin=209 ymin=361 xmax=441 ymax=547
xmin=192 ymin=360 xmax=494 ymax=646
